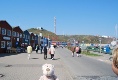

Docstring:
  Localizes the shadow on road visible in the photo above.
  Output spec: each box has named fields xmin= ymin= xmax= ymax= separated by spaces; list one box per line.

xmin=47 ymin=58 xmax=60 ymax=60
xmin=0 ymin=53 xmax=23 ymax=58
xmin=31 ymin=58 xmax=39 ymax=59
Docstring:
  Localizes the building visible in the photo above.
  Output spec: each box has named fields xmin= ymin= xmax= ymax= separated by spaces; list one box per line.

xmin=29 ymin=32 xmax=35 ymax=49
xmin=12 ymin=26 xmax=23 ymax=48
xmin=22 ymin=30 xmax=30 ymax=48
xmin=34 ymin=34 xmax=38 ymax=46
xmin=0 ymin=20 xmax=12 ymax=53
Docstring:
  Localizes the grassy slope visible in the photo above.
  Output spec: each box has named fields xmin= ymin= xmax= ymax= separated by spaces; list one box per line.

xmin=27 ymin=28 xmax=113 ymax=43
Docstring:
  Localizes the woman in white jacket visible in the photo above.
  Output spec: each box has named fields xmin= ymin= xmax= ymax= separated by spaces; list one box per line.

xmin=49 ymin=45 xmax=55 ymax=60
xmin=27 ymin=45 xmax=32 ymax=60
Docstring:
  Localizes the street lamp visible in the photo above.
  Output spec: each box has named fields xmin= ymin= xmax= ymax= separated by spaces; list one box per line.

xmin=99 ymin=38 xmax=101 ymax=53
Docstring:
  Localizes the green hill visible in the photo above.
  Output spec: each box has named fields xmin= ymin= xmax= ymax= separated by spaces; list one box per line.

xmin=27 ymin=28 xmax=60 ymax=41
xmin=58 ymin=35 xmax=113 ymax=44
xmin=27 ymin=28 xmax=113 ymax=44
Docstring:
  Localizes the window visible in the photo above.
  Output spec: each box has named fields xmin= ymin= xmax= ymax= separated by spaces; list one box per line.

xmin=28 ymin=36 xmax=30 ymax=39
xmin=20 ymin=33 xmax=22 ymax=38
xmin=32 ymin=36 xmax=34 ymax=40
xmin=35 ymin=36 xmax=37 ymax=40
xmin=1 ymin=41 xmax=5 ymax=48
xmin=7 ymin=30 xmax=11 ymax=36
xmin=7 ymin=41 xmax=11 ymax=47
xmin=13 ymin=31 xmax=16 ymax=37
xmin=2 ymin=28 xmax=6 ymax=35
xmin=26 ymin=35 xmax=27 ymax=39
xmin=17 ymin=32 xmax=19 ymax=37
xmin=23 ymin=34 xmax=25 ymax=38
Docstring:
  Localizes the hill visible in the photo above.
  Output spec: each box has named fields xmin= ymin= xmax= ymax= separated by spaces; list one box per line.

xmin=27 ymin=28 xmax=113 ymax=44
xmin=27 ymin=28 xmax=60 ymax=41
xmin=58 ymin=35 xmax=113 ymax=44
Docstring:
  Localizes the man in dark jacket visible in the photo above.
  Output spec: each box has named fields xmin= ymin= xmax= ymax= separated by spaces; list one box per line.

xmin=35 ymin=45 xmax=39 ymax=53
xmin=44 ymin=44 xmax=48 ymax=60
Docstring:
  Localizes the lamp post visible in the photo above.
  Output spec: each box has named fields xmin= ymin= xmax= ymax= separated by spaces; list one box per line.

xmin=82 ymin=41 xmax=84 ymax=46
xmin=99 ymin=38 xmax=101 ymax=53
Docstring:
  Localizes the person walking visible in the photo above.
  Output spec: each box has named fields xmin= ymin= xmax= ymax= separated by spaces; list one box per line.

xmin=75 ymin=46 xmax=81 ymax=57
xmin=35 ymin=45 xmax=39 ymax=53
xmin=71 ymin=46 xmax=75 ymax=57
xmin=49 ymin=45 xmax=55 ymax=60
xmin=44 ymin=44 xmax=48 ymax=60
xmin=40 ymin=44 xmax=43 ymax=54
xmin=27 ymin=45 xmax=32 ymax=60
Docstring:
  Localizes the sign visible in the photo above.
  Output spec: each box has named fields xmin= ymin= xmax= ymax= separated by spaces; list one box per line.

xmin=3 ymin=36 xmax=10 ymax=40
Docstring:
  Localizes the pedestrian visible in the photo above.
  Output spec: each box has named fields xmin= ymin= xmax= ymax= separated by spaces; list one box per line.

xmin=27 ymin=45 xmax=32 ymax=60
xmin=75 ymin=46 xmax=81 ymax=57
xmin=44 ymin=44 xmax=48 ymax=60
xmin=40 ymin=44 xmax=43 ymax=54
xmin=49 ymin=45 xmax=55 ymax=60
xmin=71 ymin=46 xmax=75 ymax=57
xmin=112 ymin=47 xmax=118 ymax=75
xmin=79 ymin=47 xmax=82 ymax=57
xmin=35 ymin=44 xmax=39 ymax=53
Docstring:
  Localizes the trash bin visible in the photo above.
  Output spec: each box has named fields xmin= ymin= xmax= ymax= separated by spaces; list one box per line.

xmin=104 ymin=46 xmax=110 ymax=54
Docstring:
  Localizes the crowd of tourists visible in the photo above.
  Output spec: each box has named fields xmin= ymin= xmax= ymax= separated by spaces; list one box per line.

xmin=26 ymin=44 xmax=56 ymax=60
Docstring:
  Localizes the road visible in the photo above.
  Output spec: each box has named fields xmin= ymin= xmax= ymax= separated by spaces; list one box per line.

xmin=56 ymin=47 xmax=118 ymax=80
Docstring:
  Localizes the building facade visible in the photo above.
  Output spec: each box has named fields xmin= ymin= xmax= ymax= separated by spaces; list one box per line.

xmin=22 ymin=30 xmax=30 ymax=48
xmin=12 ymin=26 xmax=23 ymax=48
xmin=0 ymin=20 xmax=12 ymax=53
xmin=34 ymin=34 xmax=38 ymax=45
xmin=29 ymin=32 xmax=35 ymax=49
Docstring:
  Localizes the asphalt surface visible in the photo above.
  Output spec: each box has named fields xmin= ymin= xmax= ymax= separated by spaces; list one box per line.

xmin=56 ymin=47 xmax=118 ymax=80
xmin=0 ymin=47 xmax=118 ymax=80
xmin=0 ymin=50 xmax=73 ymax=80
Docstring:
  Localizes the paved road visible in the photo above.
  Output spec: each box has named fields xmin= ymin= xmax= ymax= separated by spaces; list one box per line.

xmin=0 ymin=51 xmax=73 ymax=80
xmin=56 ymin=47 xmax=118 ymax=80
xmin=0 ymin=47 xmax=118 ymax=80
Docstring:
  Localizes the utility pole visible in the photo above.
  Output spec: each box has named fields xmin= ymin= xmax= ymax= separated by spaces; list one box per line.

xmin=115 ymin=24 xmax=118 ymax=43
xmin=54 ymin=17 xmax=56 ymax=34
xmin=99 ymin=38 xmax=101 ymax=53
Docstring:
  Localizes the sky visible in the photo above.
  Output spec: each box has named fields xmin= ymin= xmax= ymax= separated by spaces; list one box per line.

xmin=0 ymin=0 xmax=118 ymax=37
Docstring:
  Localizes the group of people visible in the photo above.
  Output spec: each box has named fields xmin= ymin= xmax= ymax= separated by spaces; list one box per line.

xmin=71 ymin=45 xmax=81 ymax=57
xmin=43 ymin=44 xmax=56 ymax=60
xmin=25 ymin=43 xmax=118 ymax=76
xmin=26 ymin=44 xmax=56 ymax=60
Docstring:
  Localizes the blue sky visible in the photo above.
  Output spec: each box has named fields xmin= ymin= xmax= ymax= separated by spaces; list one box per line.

xmin=0 ymin=0 xmax=118 ymax=37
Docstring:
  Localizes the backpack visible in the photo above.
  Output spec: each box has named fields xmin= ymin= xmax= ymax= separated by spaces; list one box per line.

xmin=75 ymin=47 xmax=79 ymax=52
xmin=79 ymin=48 xmax=81 ymax=53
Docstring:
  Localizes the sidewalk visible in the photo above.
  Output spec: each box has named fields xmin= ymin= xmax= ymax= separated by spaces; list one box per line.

xmin=0 ymin=50 xmax=73 ymax=80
